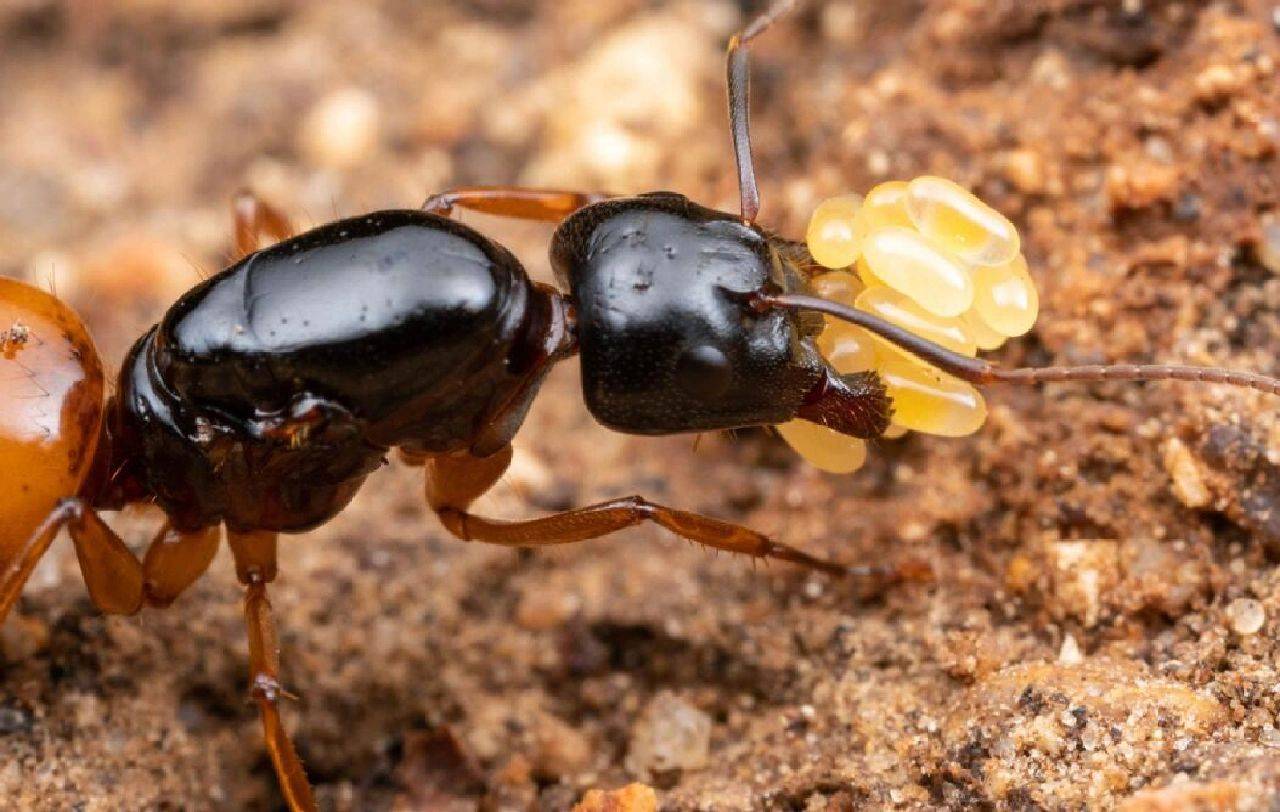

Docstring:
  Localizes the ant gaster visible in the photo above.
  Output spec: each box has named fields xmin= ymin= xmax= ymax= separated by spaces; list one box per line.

xmin=3 ymin=2 xmax=1279 ymax=809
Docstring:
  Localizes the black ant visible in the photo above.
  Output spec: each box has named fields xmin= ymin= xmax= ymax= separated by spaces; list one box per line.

xmin=2 ymin=2 xmax=1277 ymax=808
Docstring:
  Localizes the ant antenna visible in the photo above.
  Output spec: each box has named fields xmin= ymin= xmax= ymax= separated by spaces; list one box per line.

xmin=728 ymin=0 xmax=802 ymax=224
xmin=754 ymin=292 xmax=1280 ymax=397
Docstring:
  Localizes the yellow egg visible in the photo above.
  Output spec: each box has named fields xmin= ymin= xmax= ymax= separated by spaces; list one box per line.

xmin=972 ymin=254 xmax=1039 ymax=337
xmin=883 ymin=422 xmax=909 ymax=439
xmin=855 ymin=287 xmax=977 ymax=359
xmin=860 ymin=227 xmax=975 ymax=317
xmin=962 ymin=310 xmax=1007 ymax=351
xmin=854 ymin=255 xmax=887 ymax=290
xmin=816 ymin=320 xmax=876 ymax=373
xmin=854 ymin=181 xmax=913 ymax=235
xmin=905 ymin=176 xmax=1020 ymax=267
xmin=777 ymin=420 xmax=868 ymax=473
xmin=805 ymin=194 xmax=863 ymax=269
xmin=878 ymin=352 xmax=988 ymax=437
xmin=810 ymin=270 xmax=863 ymax=306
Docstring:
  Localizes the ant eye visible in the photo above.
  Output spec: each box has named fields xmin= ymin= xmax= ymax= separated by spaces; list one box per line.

xmin=674 ymin=344 xmax=732 ymax=400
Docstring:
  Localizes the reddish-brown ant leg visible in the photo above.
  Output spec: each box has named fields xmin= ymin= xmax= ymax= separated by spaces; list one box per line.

xmin=233 ymin=190 xmax=295 ymax=259
xmin=0 ymin=499 xmax=218 ymax=619
xmin=141 ymin=524 xmax=221 ymax=607
xmin=227 ymin=529 xmax=316 ymax=812
xmin=422 ymin=186 xmax=610 ymax=222
xmin=422 ymin=448 xmax=908 ymax=579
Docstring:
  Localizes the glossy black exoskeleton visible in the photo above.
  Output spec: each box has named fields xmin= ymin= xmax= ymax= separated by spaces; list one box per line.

xmin=101 ymin=210 xmax=570 ymax=532
xmin=551 ymin=192 xmax=887 ymax=436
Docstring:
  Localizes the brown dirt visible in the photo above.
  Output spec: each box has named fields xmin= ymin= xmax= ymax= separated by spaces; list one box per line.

xmin=2 ymin=1 xmax=1280 ymax=809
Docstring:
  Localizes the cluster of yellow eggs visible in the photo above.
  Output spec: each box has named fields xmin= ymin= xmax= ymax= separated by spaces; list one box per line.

xmin=777 ymin=176 xmax=1039 ymax=473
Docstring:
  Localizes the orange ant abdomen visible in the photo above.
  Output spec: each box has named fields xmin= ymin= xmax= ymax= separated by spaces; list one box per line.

xmin=0 ymin=277 xmax=105 ymax=617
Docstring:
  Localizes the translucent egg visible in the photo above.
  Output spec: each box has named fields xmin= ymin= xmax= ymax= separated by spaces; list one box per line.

xmin=854 ymin=181 xmax=913 ymax=235
xmin=905 ymin=176 xmax=1020 ymax=267
xmin=806 ymin=195 xmax=863 ymax=269
xmin=855 ymin=287 xmax=977 ymax=359
xmin=878 ymin=352 xmax=988 ymax=437
xmin=883 ymin=422 xmax=909 ymax=439
xmin=854 ymin=256 xmax=886 ymax=289
xmin=860 ymin=227 xmax=975 ymax=317
xmin=817 ymin=320 xmax=876 ymax=373
xmin=777 ymin=420 xmax=868 ymax=473
xmin=972 ymin=254 xmax=1039 ymax=337
xmin=962 ymin=310 xmax=1007 ymax=351
xmin=810 ymin=271 xmax=863 ymax=306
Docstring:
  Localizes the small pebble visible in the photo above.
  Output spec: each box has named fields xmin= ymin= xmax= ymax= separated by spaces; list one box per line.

xmin=1059 ymin=633 xmax=1083 ymax=666
xmin=299 ymin=87 xmax=381 ymax=170
xmin=515 ymin=588 xmax=581 ymax=631
xmin=626 ymin=692 xmax=711 ymax=777
xmin=1163 ymin=438 xmax=1211 ymax=509
xmin=531 ymin=713 xmax=593 ymax=778
xmin=1260 ymin=213 xmax=1280 ymax=275
xmin=1000 ymin=149 xmax=1047 ymax=194
xmin=1226 ymin=598 xmax=1265 ymax=636
xmin=573 ymin=783 xmax=658 ymax=812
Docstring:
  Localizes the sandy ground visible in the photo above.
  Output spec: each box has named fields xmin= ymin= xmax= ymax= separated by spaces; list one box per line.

xmin=2 ymin=0 xmax=1280 ymax=809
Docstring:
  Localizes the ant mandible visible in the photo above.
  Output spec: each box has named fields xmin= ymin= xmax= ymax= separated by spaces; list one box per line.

xmin=3 ymin=1 xmax=1279 ymax=809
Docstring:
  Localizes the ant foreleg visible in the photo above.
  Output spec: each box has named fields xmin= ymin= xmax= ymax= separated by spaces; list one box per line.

xmin=227 ymin=529 xmax=317 ymax=812
xmin=420 ymin=448 xmax=925 ymax=581
xmin=232 ymin=190 xmax=295 ymax=259
xmin=422 ymin=186 xmax=610 ymax=222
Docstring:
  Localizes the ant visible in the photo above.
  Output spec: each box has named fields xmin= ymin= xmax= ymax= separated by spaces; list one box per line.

xmin=3 ymin=1 xmax=1279 ymax=808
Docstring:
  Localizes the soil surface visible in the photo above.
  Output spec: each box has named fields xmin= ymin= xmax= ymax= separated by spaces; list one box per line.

xmin=3 ymin=1 xmax=1280 ymax=809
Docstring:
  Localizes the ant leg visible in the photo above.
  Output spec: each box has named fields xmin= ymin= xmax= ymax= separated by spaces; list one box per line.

xmin=141 ymin=523 xmax=221 ymax=607
xmin=727 ymin=0 xmax=801 ymax=223
xmin=0 ymin=499 xmax=218 ymax=620
xmin=232 ymin=190 xmax=295 ymax=259
xmin=423 ymin=449 xmax=917 ymax=579
xmin=422 ymin=186 xmax=610 ymax=222
xmin=227 ymin=529 xmax=317 ymax=812
xmin=0 ymin=501 xmax=83 ymax=622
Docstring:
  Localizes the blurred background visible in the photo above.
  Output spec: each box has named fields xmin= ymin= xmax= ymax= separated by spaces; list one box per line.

xmin=2 ymin=1 xmax=1280 ymax=809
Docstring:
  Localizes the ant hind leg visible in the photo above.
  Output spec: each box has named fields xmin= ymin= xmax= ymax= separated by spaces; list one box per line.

xmin=0 ymin=499 xmax=220 ymax=621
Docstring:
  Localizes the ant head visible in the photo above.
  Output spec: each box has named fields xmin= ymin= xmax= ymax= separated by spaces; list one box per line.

xmin=552 ymin=194 xmax=890 ymax=437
